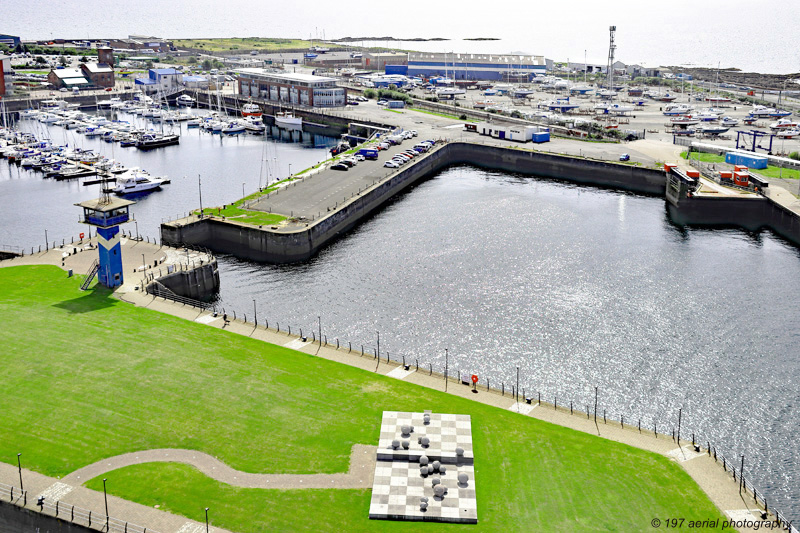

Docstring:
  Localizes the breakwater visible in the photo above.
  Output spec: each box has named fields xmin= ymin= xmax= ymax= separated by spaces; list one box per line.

xmin=161 ymin=142 xmax=668 ymax=262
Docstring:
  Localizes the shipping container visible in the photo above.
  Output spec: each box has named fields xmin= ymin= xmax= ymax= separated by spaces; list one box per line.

xmin=387 ymin=100 xmax=406 ymax=109
xmin=733 ymin=172 xmax=750 ymax=186
xmin=686 ymin=170 xmax=700 ymax=178
xmin=725 ymin=152 xmax=768 ymax=169
xmin=532 ymin=131 xmax=550 ymax=143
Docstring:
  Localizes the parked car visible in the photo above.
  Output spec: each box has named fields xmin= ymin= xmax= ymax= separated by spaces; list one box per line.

xmin=354 ymin=154 xmax=365 ymax=161
xmin=410 ymin=130 xmax=418 ymax=137
xmin=340 ymin=158 xmax=357 ymax=167
xmin=331 ymin=163 xmax=349 ymax=171
xmin=619 ymin=153 xmax=630 ymax=162
xmin=377 ymin=99 xmax=388 ymax=106
xmin=384 ymin=160 xmax=400 ymax=168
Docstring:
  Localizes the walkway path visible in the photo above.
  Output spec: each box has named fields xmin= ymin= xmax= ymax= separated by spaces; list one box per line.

xmin=61 ymin=445 xmax=376 ymax=490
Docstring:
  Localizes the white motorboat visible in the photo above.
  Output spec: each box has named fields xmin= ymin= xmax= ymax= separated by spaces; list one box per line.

xmin=176 ymin=94 xmax=196 ymax=107
xmin=770 ymin=118 xmax=799 ymax=130
xmin=721 ymin=117 xmax=739 ymax=127
xmin=274 ymin=111 xmax=302 ymax=128
xmin=671 ymin=116 xmax=700 ymax=126
xmin=113 ymin=168 xmax=167 ymax=194
xmin=186 ymin=118 xmax=201 ymax=128
xmin=222 ymin=121 xmax=245 ymax=134
xmin=700 ymin=125 xmax=729 ymax=135
xmin=777 ymin=128 xmax=800 ymax=139
xmin=663 ymin=103 xmax=692 ymax=116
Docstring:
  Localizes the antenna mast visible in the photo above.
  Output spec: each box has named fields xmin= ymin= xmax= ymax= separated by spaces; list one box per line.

xmin=607 ymin=25 xmax=616 ymax=92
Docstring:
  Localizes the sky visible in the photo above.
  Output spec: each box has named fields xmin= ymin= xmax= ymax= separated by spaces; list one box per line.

xmin=4 ymin=0 xmax=799 ymax=73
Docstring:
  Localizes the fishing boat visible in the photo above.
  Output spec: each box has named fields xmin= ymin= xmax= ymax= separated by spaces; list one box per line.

xmin=241 ymin=102 xmax=262 ymax=117
xmin=113 ymin=168 xmax=168 ymax=194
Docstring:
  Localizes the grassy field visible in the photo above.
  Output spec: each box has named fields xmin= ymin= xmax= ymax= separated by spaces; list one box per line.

xmin=2 ymin=265 xmax=729 ymax=532
xmin=173 ymin=38 xmax=312 ymax=52
xmin=681 ymin=151 xmax=800 ymax=179
xmin=194 ymin=178 xmax=296 ymax=225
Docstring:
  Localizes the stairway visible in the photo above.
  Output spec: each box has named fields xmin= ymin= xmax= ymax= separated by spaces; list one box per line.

xmin=80 ymin=260 xmax=99 ymax=290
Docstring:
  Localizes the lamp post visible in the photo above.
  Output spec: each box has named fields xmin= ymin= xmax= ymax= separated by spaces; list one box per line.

xmin=142 ymin=253 xmax=146 ymax=272
xmin=252 ymin=299 xmax=257 ymax=326
xmin=444 ymin=348 xmax=448 ymax=392
xmin=516 ymin=366 xmax=519 ymax=403
xmin=17 ymin=453 xmax=23 ymax=491
xmin=205 ymin=507 xmax=209 ymax=533
xmin=318 ymin=316 xmax=322 ymax=346
xmin=198 ymin=174 xmax=203 ymax=218
xmin=242 ymin=182 xmax=245 ymax=199
xmin=289 ymin=163 xmax=292 ymax=176
xmin=134 ymin=220 xmax=139 ymax=240
xmin=102 ymin=478 xmax=109 ymax=529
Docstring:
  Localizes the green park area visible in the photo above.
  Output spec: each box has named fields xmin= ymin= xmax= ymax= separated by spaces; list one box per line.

xmin=1 ymin=265 xmax=729 ymax=532
xmin=172 ymin=37 xmax=312 ymax=52
xmin=681 ymin=150 xmax=800 ymax=179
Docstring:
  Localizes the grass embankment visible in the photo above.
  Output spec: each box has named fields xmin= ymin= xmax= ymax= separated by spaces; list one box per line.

xmin=172 ymin=38 xmax=312 ymax=52
xmin=2 ymin=265 xmax=729 ymax=532
xmin=194 ymin=178 xmax=295 ymax=225
xmin=681 ymin=151 xmax=800 ymax=179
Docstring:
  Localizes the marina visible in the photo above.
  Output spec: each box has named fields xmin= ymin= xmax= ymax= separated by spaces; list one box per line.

xmin=2 ymin=7 xmax=800 ymax=530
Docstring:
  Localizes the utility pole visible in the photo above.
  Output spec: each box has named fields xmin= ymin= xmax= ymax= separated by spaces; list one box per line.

xmin=198 ymin=174 xmax=203 ymax=217
xmin=445 ymin=348 xmax=448 ymax=391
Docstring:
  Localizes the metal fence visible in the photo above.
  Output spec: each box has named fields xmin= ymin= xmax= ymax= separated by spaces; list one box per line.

xmin=0 ymin=481 xmax=160 ymax=533
xmin=195 ymin=300 xmax=798 ymax=530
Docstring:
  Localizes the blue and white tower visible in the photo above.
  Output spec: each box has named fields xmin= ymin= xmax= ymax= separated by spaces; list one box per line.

xmin=75 ymin=196 xmax=135 ymax=288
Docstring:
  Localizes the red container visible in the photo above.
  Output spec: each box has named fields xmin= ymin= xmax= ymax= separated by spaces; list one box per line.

xmin=686 ymin=170 xmax=700 ymax=178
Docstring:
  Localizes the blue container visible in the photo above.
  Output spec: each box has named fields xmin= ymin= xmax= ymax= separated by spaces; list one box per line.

xmin=532 ymin=132 xmax=550 ymax=143
xmin=725 ymin=152 xmax=768 ymax=169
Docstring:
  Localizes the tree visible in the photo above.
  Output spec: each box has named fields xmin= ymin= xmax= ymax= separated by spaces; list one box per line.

xmin=188 ymin=56 xmax=197 ymax=65
xmin=201 ymin=59 xmax=213 ymax=71
xmin=165 ymin=55 xmax=174 ymax=62
xmin=80 ymin=56 xmax=88 ymax=63
xmin=58 ymin=55 xmax=68 ymax=67
xmin=34 ymin=56 xmax=46 ymax=65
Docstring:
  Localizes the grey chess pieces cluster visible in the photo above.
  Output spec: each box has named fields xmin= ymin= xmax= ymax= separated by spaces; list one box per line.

xmin=369 ymin=411 xmax=477 ymax=523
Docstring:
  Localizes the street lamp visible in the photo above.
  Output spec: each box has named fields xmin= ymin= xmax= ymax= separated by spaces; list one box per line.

xmin=135 ymin=220 xmax=139 ymax=240
xmin=17 ymin=453 xmax=23 ymax=491
xmin=242 ymin=182 xmax=245 ymax=199
xmin=252 ymin=299 xmax=257 ymax=326
xmin=205 ymin=507 xmax=210 ymax=533
xmin=142 ymin=253 xmax=146 ymax=271
xmin=318 ymin=316 xmax=322 ymax=346
xmin=102 ymin=478 xmax=109 ymax=530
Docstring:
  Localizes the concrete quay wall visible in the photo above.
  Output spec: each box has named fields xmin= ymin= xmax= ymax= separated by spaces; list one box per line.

xmin=161 ymin=143 xmax=668 ymax=263
xmin=149 ymin=259 xmax=220 ymax=302
xmin=669 ymin=194 xmax=800 ymax=246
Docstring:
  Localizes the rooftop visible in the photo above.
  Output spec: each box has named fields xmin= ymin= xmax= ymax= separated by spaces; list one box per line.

xmin=82 ymin=62 xmax=113 ymax=73
xmin=236 ymin=68 xmax=337 ymax=83
xmin=51 ymin=68 xmax=84 ymax=79
xmin=75 ymin=196 xmax=135 ymax=212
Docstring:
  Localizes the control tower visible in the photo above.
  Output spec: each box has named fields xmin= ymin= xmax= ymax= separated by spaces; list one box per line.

xmin=75 ymin=196 xmax=134 ymax=288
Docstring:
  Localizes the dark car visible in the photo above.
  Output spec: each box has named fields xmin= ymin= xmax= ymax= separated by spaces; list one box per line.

xmin=331 ymin=163 xmax=349 ymax=171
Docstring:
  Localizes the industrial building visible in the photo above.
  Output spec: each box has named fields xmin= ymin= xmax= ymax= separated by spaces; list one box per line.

xmin=362 ymin=52 xmax=408 ymax=71
xmin=135 ymin=68 xmax=183 ymax=93
xmin=0 ymin=34 xmax=21 ymax=49
xmin=236 ymin=69 xmax=346 ymax=107
xmin=408 ymin=52 xmax=546 ymax=82
xmin=108 ymin=35 xmax=174 ymax=53
xmin=47 ymin=48 xmax=115 ymax=90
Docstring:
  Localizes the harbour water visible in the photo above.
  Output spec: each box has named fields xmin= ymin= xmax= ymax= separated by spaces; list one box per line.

xmin=3 ymin=108 xmax=800 ymax=520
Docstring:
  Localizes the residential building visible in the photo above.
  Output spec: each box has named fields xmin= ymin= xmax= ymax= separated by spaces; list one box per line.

xmin=236 ymin=69 xmax=346 ymax=107
xmin=408 ymin=52 xmax=546 ymax=81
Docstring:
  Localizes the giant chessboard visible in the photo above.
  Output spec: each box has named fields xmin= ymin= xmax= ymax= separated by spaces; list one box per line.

xmin=368 ymin=411 xmax=478 ymax=523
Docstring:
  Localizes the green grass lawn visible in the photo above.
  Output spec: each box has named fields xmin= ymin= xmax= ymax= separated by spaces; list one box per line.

xmin=194 ymin=178 xmax=296 ymax=225
xmin=172 ymin=38 xmax=312 ymax=52
xmin=2 ymin=265 xmax=729 ymax=532
xmin=680 ymin=151 xmax=800 ymax=179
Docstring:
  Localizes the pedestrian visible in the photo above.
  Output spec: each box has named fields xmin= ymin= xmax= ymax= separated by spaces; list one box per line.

xmin=37 ymin=496 xmax=45 ymax=511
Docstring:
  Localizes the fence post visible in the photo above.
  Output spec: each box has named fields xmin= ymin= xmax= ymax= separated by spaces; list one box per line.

xmin=429 ymin=363 xmax=432 ymax=375
xmin=349 ymin=342 xmax=352 ymax=353
xmin=361 ymin=345 xmax=364 ymax=355
xmin=72 ymin=505 xmax=74 ymax=522
xmin=336 ymin=338 xmax=339 ymax=349
xmin=538 ymin=392 xmax=541 ymax=405
xmin=603 ymin=409 xmax=606 ymax=424
xmin=288 ymin=325 xmax=291 ymax=335
xmin=621 ymin=415 xmax=624 ymax=429
xmin=56 ymin=501 xmax=58 ymax=516
xmin=570 ymin=401 xmax=573 ymax=415
xmin=416 ymin=359 xmax=418 ymax=371
xmin=587 ymin=406 xmax=590 ymax=420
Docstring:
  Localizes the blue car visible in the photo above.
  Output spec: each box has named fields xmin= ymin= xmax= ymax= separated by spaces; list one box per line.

xmin=619 ymin=153 xmax=630 ymax=162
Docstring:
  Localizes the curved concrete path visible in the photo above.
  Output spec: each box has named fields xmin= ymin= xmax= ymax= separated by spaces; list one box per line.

xmin=62 ymin=444 xmax=376 ymax=489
